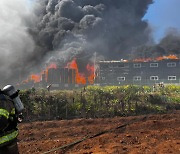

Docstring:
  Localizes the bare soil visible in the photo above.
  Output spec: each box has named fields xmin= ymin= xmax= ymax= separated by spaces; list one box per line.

xmin=18 ymin=111 xmax=180 ymax=154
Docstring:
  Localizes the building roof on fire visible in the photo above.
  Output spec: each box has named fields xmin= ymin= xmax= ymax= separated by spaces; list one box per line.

xmin=98 ymin=58 xmax=180 ymax=64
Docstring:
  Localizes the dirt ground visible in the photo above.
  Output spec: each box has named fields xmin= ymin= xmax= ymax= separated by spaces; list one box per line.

xmin=18 ymin=111 xmax=180 ymax=154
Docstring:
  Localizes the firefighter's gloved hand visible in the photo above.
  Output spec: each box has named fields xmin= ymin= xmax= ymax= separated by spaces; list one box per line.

xmin=17 ymin=113 xmax=23 ymax=123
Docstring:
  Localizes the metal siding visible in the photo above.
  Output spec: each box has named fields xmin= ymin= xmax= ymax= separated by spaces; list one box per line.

xmin=99 ymin=59 xmax=180 ymax=85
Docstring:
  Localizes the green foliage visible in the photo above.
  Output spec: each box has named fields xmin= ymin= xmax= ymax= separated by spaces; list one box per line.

xmin=19 ymin=85 xmax=180 ymax=121
xmin=164 ymin=85 xmax=180 ymax=94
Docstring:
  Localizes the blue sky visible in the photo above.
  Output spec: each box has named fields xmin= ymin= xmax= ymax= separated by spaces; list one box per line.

xmin=144 ymin=0 xmax=180 ymax=42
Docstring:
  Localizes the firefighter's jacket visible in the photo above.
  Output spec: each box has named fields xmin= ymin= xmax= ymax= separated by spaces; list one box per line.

xmin=0 ymin=93 xmax=18 ymax=147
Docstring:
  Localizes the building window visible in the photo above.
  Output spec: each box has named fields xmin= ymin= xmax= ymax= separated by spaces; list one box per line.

xmin=150 ymin=63 xmax=158 ymax=67
xmin=117 ymin=63 xmax=125 ymax=68
xmin=133 ymin=63 xmax=141 ymax=68
xmin=116 ymin=63 xmax=129 ymax=68
xmin=102 ymin=77 xmax=105 ymax=80
xmin=150 ymin=76 xmax=159 ymax=80
xmin=167 ymin=62 xmax=176 ymax=67
xmin=117 ymin=77 xmax=125 ymax=81
xmin=168 ymin=76 xmax=176 ymax=80
xmin=133 ymin=76 xmax=141 ymax=81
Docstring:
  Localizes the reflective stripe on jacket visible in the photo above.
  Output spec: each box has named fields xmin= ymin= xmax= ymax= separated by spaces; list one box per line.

xmin=0 ymin=130 xmax=18 ymax=145
xmin=0 ymin=109 xmax=9 ymax=119
xmin=0 ymin=93 xmax=18 ymax=147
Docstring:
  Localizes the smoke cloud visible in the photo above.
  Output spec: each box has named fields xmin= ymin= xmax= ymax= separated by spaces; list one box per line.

xmin=132 ymin=28 xmax=180 ymax=59
xmin=29 ymin=0 xmax=153 ymax=72
xmin=0 ymin=0 xmax=37 ymax=86
xmin=2 ymin=0 xmax=179 ymax=85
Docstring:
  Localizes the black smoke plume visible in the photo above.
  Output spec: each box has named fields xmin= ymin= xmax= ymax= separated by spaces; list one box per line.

xmin=132 ymin=29 xmax=180 ymax=59
xmin=3 ymin=0 xmax=180 ymax=86
xmin=28 ymin=0 xmax=154 ymax=72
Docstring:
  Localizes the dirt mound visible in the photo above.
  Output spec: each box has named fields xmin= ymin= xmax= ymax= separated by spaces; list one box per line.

xmin=18 ymin=111 xmax=180 ymax=154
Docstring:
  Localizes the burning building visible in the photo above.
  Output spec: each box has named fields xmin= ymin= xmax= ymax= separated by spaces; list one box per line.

xmin=98 ymin=55 xmax=180 ymax=86
xmin=19 ymin=58 xmax=95 ymax=89
xmin=2 ymin=0 xmax=180 ymax=87
xmin=19 ymin=55 xmax=180 ymax=89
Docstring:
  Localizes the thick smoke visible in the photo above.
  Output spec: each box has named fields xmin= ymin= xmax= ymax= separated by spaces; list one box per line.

xmin=0 ymin=0 xmax=36 ymax=86
xmin=30 ymin=0 xmax=154 ymax=72
xmin=132 ymin=28 xmax=180 ymax=59
xmin=3 ymin=0 xmax=179 ymax=85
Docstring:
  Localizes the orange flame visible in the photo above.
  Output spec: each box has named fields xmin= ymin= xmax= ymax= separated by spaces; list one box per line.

xmin=67 ymin=59 xmax=86 ymax=84
xmin=21 ymin=59 xmax=96 ymax=85
xmin=46 ymin=63 xmax=57 ymax=69
xmin=22 ymin=63 xmax=57 ymax=84
xmin=86 ymin=64 xmax=95 ymax=84
xmin=155 ymin=54 xmax=178 ymax=61
xmin=31 ymin=74 xmax=41 ymax=83
xmin=133 ymin=54 xmax=179 ymax=62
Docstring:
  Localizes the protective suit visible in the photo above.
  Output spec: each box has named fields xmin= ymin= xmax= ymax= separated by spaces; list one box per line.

xmin=0 ymin=91 xmax=19 ymax=154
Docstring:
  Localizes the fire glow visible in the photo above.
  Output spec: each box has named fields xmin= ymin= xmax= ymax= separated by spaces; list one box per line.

xmin=66 ymin=59 xmax=95 ymax=85
xmin=22 ymin=59 xmax=95 ymax=85
xmin=22 ymin=63 xmax=57 ymax=84
xmin=133 ymin=54 xmax=179 ymax=62
xmin=86 ymin=64 xmax=95 ymax=84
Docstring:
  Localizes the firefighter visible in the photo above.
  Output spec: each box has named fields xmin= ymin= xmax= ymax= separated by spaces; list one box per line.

xmin=47 ymin=84 xmax=52 ymax=92
xmin=0 ymin=85 xmax=24 ymax=154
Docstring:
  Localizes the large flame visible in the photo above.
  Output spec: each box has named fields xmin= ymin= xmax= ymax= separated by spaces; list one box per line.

xmin=30 ymin=74 xmax=41 ymax=83
xmin=86 ymin=64 xmax=95 ymax=84
xmin=22 ymin=63 xmax=57 ymax=84
xmin=66 ymin=59 xmax=86 ymax=84
xmin=22 ymin=59 xmax=95 ymax=85
xmin=66 ymin=59 xmax=95 ymax=84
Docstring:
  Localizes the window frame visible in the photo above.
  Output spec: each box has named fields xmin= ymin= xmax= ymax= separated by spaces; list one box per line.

xmin=133 ymin=63 xmax=141 ymax=68
xmin=133 ymin=76 xmax=141 ymax=81
xmin=150 ymin=76 xmax=159 ymax=81
xmin=150 ymin=63 xmax=158 ymax=68
xmin=168 ymin=76 xmax=176 ymax=80
xmin=102 ymin=77 xmax=106 ymax=80
xmin=117 ymin=77 xmax=126 ymax=81
xmin=117 ymin=63 xmax=129 ymax=68
xmin=167 ymin=62 xmax=176 ymax=67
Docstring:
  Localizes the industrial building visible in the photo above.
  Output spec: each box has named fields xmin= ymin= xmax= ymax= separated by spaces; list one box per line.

xmin=98 ymin=59 xmax=180 ymax=85
xmin=19 ymin=58 xmax=180 ymax=89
